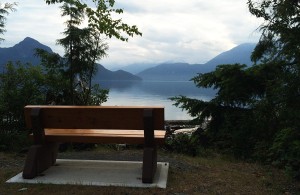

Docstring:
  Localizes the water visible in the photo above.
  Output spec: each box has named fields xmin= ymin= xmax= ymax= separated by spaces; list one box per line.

xmin=97 ymin=81 xmax=215 ymax=120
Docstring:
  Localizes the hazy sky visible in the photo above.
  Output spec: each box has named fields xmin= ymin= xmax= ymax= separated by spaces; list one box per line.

xmin=2 ymin=0 xmax=262 ymax=68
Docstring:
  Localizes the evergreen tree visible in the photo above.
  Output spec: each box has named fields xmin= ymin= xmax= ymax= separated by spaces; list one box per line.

xmin=172 ymin=0 xmax=300 ymax=178
xmin=37 ymin=0 xmax=142 ymax=105
xmin=56 ymin=2 xmax=109 ymax=104
xmin=247 ymin=0 xmax=300 ymax=178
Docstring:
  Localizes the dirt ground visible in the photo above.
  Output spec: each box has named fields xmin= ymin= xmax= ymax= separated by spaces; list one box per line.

xmin=1 ymin=147 xmax=300 ymax=195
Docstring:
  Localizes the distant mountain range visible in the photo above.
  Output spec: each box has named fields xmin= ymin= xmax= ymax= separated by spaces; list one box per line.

xmin=136 ymin=43 xmax=256 ymax=81
xmin=0 ymin=37 xmax=256 ymax=81
xmin=96 ymin=66 xmax=141 ymax=81
xmin=0 ymin=37 xmax=141 ymax=81
xmin=113 ymin=63 xmax=158 ymax=75
xmin=0 ymin=37 xmax=53 ymax=66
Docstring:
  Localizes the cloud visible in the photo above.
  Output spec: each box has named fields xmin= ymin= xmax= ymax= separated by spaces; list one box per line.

xmin=3 ymin=0 xmax=64 ymax=52
xmin=2 ymin=0 xmax=262 ymax=68
xmin=101 ymin=0 xmax=262 ymax=67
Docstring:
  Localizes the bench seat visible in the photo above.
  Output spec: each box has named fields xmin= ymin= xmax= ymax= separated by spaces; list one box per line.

xmin=30 ymin=129 xmax=165 ymax=144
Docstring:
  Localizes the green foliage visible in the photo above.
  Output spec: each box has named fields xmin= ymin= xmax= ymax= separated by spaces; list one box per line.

xmin=35 ymin=48 xmax=109 ymax=105
xmin=55 ymin=2 xmax=110 ymax=105
xmin=192 ymin=64 xmax=266 ymax=107
xmin=173 ymin=61 xmax=299 ymax=175
xmin=0 ymin=60 xmax=108 ymax=152
xmin=0 ymin=2 xmax=17 ymax=42
xmin=0 ymin=62 xmax=46 ymax=151
xmin=247 ymin=0 xmax=300 ymax=177
xmin=269 ymin=128 xmax=300 ymax=179
xmin=166 ymin=132 xmax=204 ymax=157
xmin=45 ymin=0 xmax=142 ymax=41
xmin=35 ymin=1 xmax=111 ymax=106
xmin=172 ymin=93 xmax=260 ymax=159
xmin=86 ymin=84 xmax=109 ymax=105
xmin=0 ymin=62 xmax=46 ymax=119
xmin=0 ymin=122 xmax=29 ymax=151
xmin=172 ymin=0 xmax=300 ymax=178
xmin=0 ymin=0 xmax=140 ymax=151
xmin=248 ymin=0 xmax=300 ymax=64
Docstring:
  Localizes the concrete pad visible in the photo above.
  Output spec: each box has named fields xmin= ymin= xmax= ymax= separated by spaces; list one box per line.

xmin=6 ymin=159 xmax=169 ymax=188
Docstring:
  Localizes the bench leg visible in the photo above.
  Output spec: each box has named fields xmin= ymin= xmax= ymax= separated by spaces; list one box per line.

xmin=142 ymin=146 xmax=157 ymax=183
xmin=22 ymin=143 xmax=59 ymax=179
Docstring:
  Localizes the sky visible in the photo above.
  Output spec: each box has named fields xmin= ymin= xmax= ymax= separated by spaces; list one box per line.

xmin=2 ymin=0 xmax=263 ymax=69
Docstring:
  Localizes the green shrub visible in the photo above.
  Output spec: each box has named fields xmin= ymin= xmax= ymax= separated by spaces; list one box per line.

xmin=269 ymin=128 xmax=300 ymax=179
xmin=165 ymin=128 xmax=210 ymax=157
xmin=0 ymin=131 xmax=29 ymax=151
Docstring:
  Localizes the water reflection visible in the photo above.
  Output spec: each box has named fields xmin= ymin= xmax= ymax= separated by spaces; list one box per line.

xmin=97 ymin=80 xmax=215 ymax=120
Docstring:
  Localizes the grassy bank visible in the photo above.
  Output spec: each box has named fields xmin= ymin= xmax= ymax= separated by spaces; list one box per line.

xmin=1 ymin=148 xmax=299 ymax=195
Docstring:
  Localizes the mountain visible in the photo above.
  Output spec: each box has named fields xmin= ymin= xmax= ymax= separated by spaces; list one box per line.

xmin=95 ymin=65 xmax=142 ymax=81
xmin=204 ymin=43 xmax=255 ymax=68
xmin=0 ymin=37 xmax=141 ymax=81
xmin=1 ymin=38 xmax=256 ymax=81
xmin=0 ymin=37 xmax=53 ymax=66
xmin=137 ymin=43 xmax=256 ymax=81
xmin=114 ymin=63 xmax=158 ymax=74
xmin=136 ymin=62 xmax=204 ymax=81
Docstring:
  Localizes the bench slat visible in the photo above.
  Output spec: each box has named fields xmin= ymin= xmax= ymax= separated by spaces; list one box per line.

xmin=30 ymin=129 xmax=165 ymax=145
xmin=24 ymin=106 xmax=165 ymax=130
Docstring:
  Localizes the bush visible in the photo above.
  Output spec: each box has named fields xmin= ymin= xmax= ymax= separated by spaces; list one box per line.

xmin=0 ymin=62 xmax=46 ymax=152
xmin=165 ymin=128 xmax=210 ymax=156
xmin=0 ymin=121 xmax=30 ymax=151
xmin=269 ymin=128 xmax=300 ymax=179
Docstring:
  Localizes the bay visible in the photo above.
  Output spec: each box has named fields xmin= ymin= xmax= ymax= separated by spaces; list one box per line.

xmin=97 ymin=81 xmax=215 ymax=120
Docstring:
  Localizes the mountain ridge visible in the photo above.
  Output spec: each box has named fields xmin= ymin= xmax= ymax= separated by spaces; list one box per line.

xmin=0 ymin=37 xmax=141 ymax=81
xmin=95 ymin=66 xmax=142 ymax=81
xmin=0 ymin=37 xmax=257 ymax=81
xmin=0 ymin=37 xmax=53 ymax=66
xmin=136 ymin=43 xmax=256 ymax=81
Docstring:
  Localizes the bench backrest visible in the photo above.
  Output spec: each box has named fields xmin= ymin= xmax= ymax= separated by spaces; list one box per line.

xmin=24 ymin=105 xmax=165 ymax=130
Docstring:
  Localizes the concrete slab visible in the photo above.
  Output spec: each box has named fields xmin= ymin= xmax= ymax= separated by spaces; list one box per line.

xmin=6 ymin=159 xmax=169 ymax=188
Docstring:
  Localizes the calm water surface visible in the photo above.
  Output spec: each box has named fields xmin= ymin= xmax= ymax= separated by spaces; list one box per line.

xmin=97 ymin=81 xmax=215 ymax=120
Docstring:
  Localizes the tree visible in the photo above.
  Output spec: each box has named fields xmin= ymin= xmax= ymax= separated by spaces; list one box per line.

xmin=248 ymin=0 xmax=300 ymax=64
xmin=172 ymin=0 xmax=300 ymax=178
xmin=0 ymin=62 xmax=45 ymax=151
xmin=0 ymin=62 xmax=46 ymax=120
xmin=56 ymin=2 xmax=109 ymax=104
xmin=40 ymin=0 xmax=142 ymax=105
xmin=0 ymin=2 xmax=17 ymax=42
xmin=45 ymin=0 xmax=142 ymax=41
xmin=247 ymin=0 xmax=300 ymax=178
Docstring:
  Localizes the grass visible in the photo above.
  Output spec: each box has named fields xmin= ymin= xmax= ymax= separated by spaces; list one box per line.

xmin=1 ymin=148 xmax=299 ymax=195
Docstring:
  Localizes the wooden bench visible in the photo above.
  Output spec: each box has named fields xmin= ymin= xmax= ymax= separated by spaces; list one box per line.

xmin=22 ymin=105 xmax=165 ymax=183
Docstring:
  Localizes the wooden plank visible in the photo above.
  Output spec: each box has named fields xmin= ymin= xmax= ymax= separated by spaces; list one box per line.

xmin=24 ymin=106 xmax=164 ymax=130
xmin=44 ymin=129 xmax=165 ymax=137
xmin=29 ymin=129 xmax=165 ymax=145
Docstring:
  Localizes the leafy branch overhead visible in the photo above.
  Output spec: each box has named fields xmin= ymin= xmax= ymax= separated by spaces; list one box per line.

xmin=45 ymin=0 xmax=142 ymax=41
xmin=248 ymin=0 xmax=300 ymax=64
xmin=0 ymin=2 xmax=17 ymax=42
